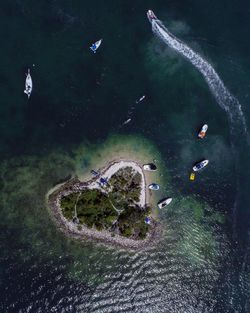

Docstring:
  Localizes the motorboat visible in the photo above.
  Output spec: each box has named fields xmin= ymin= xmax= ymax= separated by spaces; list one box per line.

xmin=147 ymin=10 xmax=157 ymax=23
xmin=158 ymin=197 xmax=172 ymax=209
xmin=24 ymin=69 xmax=32 ymax=98
xmin=136 ymin=95 xmax=145 ymax=103
xmin=123 ymin=118 xmax=131 ymax=125
xmin=198 ymin=124 xmax=208 ymax=139
xmin=148 ymin=183 xmax=160 ymax=190
xmin=143 ymin=163 xmax=157 ymax=171
xmin=90 ymin=39 xmax=102 ymax=53
xmin=193 ymin=160 xmax=209 ymax=172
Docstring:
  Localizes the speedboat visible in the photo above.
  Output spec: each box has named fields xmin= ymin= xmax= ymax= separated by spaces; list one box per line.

xmin=148 ymin=183 xmax=160 ymax=190
xmin=90 ymin=39 xmax=102 ymax=53
xmin=147 ymin=10 xmax=157 ymax=23
xmin=158 ymin=197 xmax=172 ymax=209
xmin=193 ymin=160 xmax=209 ymax=172
xmin=123 ymin=118 xmax=131 ymax=125
xmin=143 ymin=163 xmax=157 ymax=171
xmin=136 ymin=95 xmax=145 ymax=103
xmin=24 ymin=69 xmax=32 ymax=98
xmin=198 ymin=124 xmax=208 ymax=139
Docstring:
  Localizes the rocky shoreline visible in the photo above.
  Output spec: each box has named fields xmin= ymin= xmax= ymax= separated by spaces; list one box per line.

xmin=46 ymin=160 xmax=163 ymax=251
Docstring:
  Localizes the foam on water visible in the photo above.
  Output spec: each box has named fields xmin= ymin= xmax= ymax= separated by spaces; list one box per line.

xmin=151 ymin=19 xmax=249 ymax=142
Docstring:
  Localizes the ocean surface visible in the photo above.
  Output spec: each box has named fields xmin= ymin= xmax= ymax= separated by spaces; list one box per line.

xmin=0 ymin=1 xmax=250 ymax=312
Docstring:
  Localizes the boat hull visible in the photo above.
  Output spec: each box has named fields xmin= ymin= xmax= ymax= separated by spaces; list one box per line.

xmin=198 ymin=124 xmax=208 ymax=139
xmin=90 ymin=39 xmax=102 ymax=53
xmin=24 ymin=69 xmax=32 ymax=98
xmin=157 ymin=197 xmax=172 ymax=209
xmin=193 ymin=160 xmax=209 ymax=172
xmin=143 ymin=163 xmax=157 ymax=171
xmin=148 ymin=183 xmax=160 ymax=190
xmin=147 ymin=10 xmax=157 ymax=23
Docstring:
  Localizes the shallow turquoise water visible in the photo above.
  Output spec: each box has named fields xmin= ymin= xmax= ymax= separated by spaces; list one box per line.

xmin=0 ymin=1 xmax=249 ymax=312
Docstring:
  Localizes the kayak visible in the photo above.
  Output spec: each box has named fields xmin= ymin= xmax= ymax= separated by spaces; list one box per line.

xmin=193 ymin=160 xmax=209 ymax=172
xmin=198 ymin=124 xmax=208 ymax=139
xmin=189 ymin=172 xmax=195 ymax=181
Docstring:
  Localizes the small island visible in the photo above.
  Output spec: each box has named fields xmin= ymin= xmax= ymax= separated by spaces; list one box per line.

xmin=47 ymin=160 xmax=162 ymax=250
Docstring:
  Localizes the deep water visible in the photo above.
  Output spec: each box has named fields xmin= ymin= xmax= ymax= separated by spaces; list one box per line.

xmin=0 ymin=1 xmax=249 ymax=312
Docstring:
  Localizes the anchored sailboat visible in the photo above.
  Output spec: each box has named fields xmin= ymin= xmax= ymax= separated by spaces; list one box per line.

xmin=24 ymin=69 xmax=32 ymax=98
xmin=90 ymin=39 xmax=102 ymax=53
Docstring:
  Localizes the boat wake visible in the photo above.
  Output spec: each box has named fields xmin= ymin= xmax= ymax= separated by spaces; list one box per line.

xmin=151 ymin=18 xmax=249 ymax=143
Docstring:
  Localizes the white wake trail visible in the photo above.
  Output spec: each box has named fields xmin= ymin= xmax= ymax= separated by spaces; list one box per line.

xmin=151 ymin=19 xmax=248 ymax=139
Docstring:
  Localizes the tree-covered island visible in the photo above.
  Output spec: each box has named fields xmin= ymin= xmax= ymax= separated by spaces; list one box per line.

xmin=61 ymin=167 xmax=150 ymax=239
xmin=47 ymin=161 xmax=161 ymax=250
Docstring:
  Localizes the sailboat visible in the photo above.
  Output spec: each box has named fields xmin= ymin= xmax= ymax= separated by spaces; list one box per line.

xmin=24 ymin=69 xmax=32 ymax=98
xmin=90 ymin=39 xmax=102 ymax=53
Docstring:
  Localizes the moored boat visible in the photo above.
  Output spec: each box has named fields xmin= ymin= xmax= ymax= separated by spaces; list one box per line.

xmin=143 ymin=163 xmax=157 ymax=171
xmin=148 ymin=183 xmax=160 ymax=190
xmin=90 ymin=39 xmax=102 ymax=53
xmin=193 ymin=159 xmax=209 ymax=172
xmin=198 ymin=124 xmax=208 ymax=139
xmin=24 ymin=69 xmax=32 ymax=98
xmin=157 ymin=197 xmax=172 ymax=209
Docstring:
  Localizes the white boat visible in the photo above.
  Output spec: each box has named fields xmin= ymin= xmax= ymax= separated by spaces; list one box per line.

xmin=148 ymin=183 xmax=160 ymax=190
xmin=158 ymin=197 xmax=172 ymax=209
xmin=24 ymin=69 xmax=32 ymax=98
xmin=198 ymin=124 xmax=208 ymax=139
xmin=143 ymin=163 xmax=157 ymax=171
xmin=123 ymin=118 xmax=131 ymax=125
xmin=136 ymin=95 xmax=145 ymax=103
xmin=147 ymin=10 xmax=157 ymax=23
xmin=90 ymin=39 xmax=102 ymax=53
xmin=193 ymin=159 xmax=209 ymax=172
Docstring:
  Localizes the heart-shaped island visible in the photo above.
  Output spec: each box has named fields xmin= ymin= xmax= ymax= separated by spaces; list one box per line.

xmin=47 ymin=160 xmax=162 ymax=250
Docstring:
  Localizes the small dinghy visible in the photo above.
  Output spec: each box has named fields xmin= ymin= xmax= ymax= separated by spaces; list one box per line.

xmin=148 ymin=183 xmax=160 ymax=190
xmin=193 ymin=159 xmax=209 ymax=172
xmin=198 ymin=124 xmax=208 ymax=139
xmin=158 ymin=197 xmax=172 ymax=209
xmin=90 ymin=39 xmax=102 ymax=53
xmin=143 ymin=163 xmax=157 ymax=171
xmin=24 ymin=69 xmax=32 ymax=98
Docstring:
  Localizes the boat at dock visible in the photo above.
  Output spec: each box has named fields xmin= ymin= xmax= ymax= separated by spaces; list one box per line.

xmin=24 ymin=69 xmax=32 ymax=98
xmin=198 ymin=124 xmax=208 ymax=139
xmin=193 ymin=160 xmax=209 ymax=172
xmin=143 ymin=163 xmax=157 ymax=171
xmin=148 ymin=183 xmax=160 ymax=190
xmin=157 ymin=197 xmax=172 ymax=209
xmin=90 ymin=39 xmax=102 ymax=53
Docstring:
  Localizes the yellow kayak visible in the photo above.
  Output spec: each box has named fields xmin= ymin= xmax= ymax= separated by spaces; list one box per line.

xmin=189 ymin=173 xmax=195 ymax=181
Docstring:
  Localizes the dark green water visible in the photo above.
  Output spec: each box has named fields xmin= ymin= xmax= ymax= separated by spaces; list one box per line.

xmin=0 ymin=1 xmax=249 ymax=312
